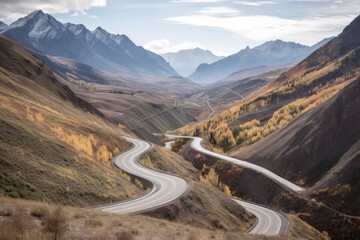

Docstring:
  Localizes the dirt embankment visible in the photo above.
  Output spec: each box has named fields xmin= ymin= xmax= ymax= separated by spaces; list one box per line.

xmin=232 ymin=78 xmax=360 ymax=216
xmin=175 ymin=140 xmax=359 ymax=239
xmin=142 ymin=147 xmax=255 ymax=232
xmin=0 ymin=35 xmax=142 ymax=206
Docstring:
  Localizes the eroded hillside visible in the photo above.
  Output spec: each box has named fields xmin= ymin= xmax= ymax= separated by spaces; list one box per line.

xmin=0 ymin=35 xmax=142 ymax=206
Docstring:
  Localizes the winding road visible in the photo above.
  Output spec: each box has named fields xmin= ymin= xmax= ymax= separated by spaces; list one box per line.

xmin=233 ymin=199 xmax=287 ymax=235
xmin=205 ymin=94 xmax=215 ymax=119
xmin=165 ymin=135 xmax=304 ymax=192
xmin=225 ymin=87 xmax=244 ymax=99
xmin=98 ymin=137 xmax=188 ymax=214
xmin=164 ymin=138 xmax=289 ymax=236
xmin=98 ymin=135 xmax=290 ymax=236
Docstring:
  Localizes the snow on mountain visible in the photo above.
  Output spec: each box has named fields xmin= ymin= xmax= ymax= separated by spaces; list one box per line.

xmin=2 ymin=10 xmax=90 ymax=61
xmin=189 ymin=39 xmax=331 ymax=83
xmin=92 ymin=27 xmax=178 ymax=76
xmin=161 ymin=48 xmax=223 ymax=77
xmin=1 ymin=10 xmax=178 ymax=78
xmin=0 ymin=21 xmax=8 ymax=31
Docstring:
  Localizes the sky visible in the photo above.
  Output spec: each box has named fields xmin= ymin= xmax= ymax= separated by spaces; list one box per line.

xmin=0 ymin=0 xmax=359 ymax=56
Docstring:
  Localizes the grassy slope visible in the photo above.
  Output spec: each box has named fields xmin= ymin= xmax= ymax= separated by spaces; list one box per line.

xmin=0 ymin=35 xmax=143 ymax=206
xmin=144 ymin=146 xmax=255 ymax=232
xmin=36 ymin=51 xmax=201 ymax=141
xmin=179 ymin=15 xmax=360 ymax=154
xmin=0 ymin=197 xmax=315 ymax=240
xmin=162 ymin=141 xmax=325 ymax=239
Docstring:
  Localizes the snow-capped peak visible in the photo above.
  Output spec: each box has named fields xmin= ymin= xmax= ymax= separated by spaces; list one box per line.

xmin=64 ymin=23 xmax=87 ymax=36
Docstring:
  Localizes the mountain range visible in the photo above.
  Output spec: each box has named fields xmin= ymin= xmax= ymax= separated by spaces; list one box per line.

xmin=161 ymin=48 xmax=223 ymax=77
xmin=189 ymin=38 xmax=334 ymax=83
xmin=0 ymin=10 xmax=178 ymax=78
xmin=0 ymin=21 xmax=7 ymax=31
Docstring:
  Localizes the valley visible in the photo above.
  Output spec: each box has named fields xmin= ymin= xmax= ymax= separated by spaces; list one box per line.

xmin=0 ymin=6 xmax=359 ymax=240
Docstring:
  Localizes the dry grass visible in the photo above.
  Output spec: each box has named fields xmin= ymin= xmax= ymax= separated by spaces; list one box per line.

xmin=0 ymin=197 xmax=263 ymax=240
xmin=0 ymin=197 xmax=326 ymax=240
xmin=0 ymin=36 xmax=143 ymax=206
xmin=178 ymin=46 xmax=360 ymax=152
xmin=200 ymin=167 xmax=233 ymax=197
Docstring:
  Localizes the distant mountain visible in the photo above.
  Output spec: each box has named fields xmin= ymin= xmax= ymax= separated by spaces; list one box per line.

xmin=1 ymin=10 xmax=178 ymax=78
xmin=189 ymin=39 xmax=333 ymax=83
xmin=309 ymin=37 xmax=335 ymax=51
xmin=161 ymin=48 xmax=223 ymax=77
xmin=0 ymin=21 xmax=7 ymax=31
xmin=92 ymin=26 xmax=178 ymax=76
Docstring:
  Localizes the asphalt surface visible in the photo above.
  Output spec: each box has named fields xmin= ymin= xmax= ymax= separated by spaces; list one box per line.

xmin=98 ymin=135 xmax=289 ymax=236
xmin=205 ymin=94 xmax=215 ymax=118
xmin=98 ymin=137 xmax=188 ymax=214
xmin=165 ymin=135 xmax=304 ymax=192
xmin=164 ymin=140 xmax=174 ymax=150
xmin=233 ymin=199 xmax=287 ymax=235
xmin=163 ymin=138 xmax=289 ymax=236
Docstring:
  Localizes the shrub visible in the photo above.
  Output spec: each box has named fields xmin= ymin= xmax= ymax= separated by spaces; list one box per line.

xmin=96 ymin=145 xmax=113 ymax=163
xmin=116 ymin=230 xmax=135 ymax=240
xmin=85 ymin=219 xmax=103 ymax=228
xmin=134 ymin=178 xmax=143 ymax=190
xmin=200 ymin=168 xmax=219 ymax=188
xmin=118 ymin=171 xmax=131 ymax=182
xmin=0 ymin=208 xmax=12 ymax=217
xmin=41 ymin=206 xmax=68 ymax=240
xmin=223 ymin=185 xmax=232 ymax=197
xmin=31 ymin=205 xmax=49 ymax=219
xmin=140 ymin=156 xmax=154 ymax=169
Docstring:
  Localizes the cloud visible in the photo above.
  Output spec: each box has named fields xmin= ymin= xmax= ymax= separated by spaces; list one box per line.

xmin=197 ymin=7 xmax=240 ymax=15
xmin=144 ymin=39 xmax=205 ymax=54
xmin=70 ymin=9 xmax=88 ymax=17
xmin=166 ymin=13 xmax=355 ymax=45
xmin=0 ymin=0 xmax=106 ymax=23
xmin=234 ymin=1 xmax=276 ymax=6
xmin=172 ymin=0 xmax=224 ymax=3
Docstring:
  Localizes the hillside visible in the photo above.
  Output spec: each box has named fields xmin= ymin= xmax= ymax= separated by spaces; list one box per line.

xmin=174 ymin=14 xmax=360 ymax=240
xmin=232 ymin=77 xmax=360 ymax=215
xmin=187 ymin=69 xmax=286 ymax=120
xmin=0 ymin=35 xmax=143 ymax=206
xmin=0 ymin=35 xmax=262 ymax=238
xmin=181 ymin=14 xmax=360 ymax=153
xmin=1 ymin=10 xmax=178 ymax=78
xmin=188 ymin=39 xmax=332 ymax=83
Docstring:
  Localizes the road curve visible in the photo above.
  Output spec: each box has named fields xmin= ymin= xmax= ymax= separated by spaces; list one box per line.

xmin=98 ymin=137 xmax=188 ymax=214
xmin=165 ymin=135 xmax=304 ymax=192
xmin=164 ymin=139 xmax=288 ymax=236
xmin=233 ymin=199 xmax=287 ymax=235
xmin=205 ymin=94 xmax=215 ymax=119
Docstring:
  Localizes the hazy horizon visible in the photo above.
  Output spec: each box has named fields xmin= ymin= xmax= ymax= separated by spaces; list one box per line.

xmin=1 ymin=0 xmax=358 ymax=56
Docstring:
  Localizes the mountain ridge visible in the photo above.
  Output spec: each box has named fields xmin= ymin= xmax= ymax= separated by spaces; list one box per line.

xmin=189 ymin=38 xmax=333 ymax=83
xmin=161 ymin=48 xmax=223 ymax=77
xmin=1 ymin=10 xmax=179 ymax=78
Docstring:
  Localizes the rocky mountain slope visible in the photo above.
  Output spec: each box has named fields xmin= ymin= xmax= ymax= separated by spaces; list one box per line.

xmin=176 ymin=14 xmax=360 ymax=240
xmin=0 ymin=35 xmax=142 ymax=206
xmin=1 ymin=10 xmax=178 ymax=78
xmin=189 ymin=38 xmax=333 ymax=83
xmin=0 ymin=21 xmax=7 ymax=31
xmin=233 ymin=77 xmax=360 ymax=215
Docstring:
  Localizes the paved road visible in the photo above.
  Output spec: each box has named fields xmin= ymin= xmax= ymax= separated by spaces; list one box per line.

xmin=205 ymin=94 xmax=215 ymax=119
xmin=165 ymin=135 xmax=304 ymax=192
xmin=233 ymin=199 xmax=287 ymax=235
xmin=164 ymin=140 xmax=174 ymax=150
xmin=225 ymin=87 xmax=244 ymax=99
xmin=164 ymin=139 xmax=288 ymax=236
xmin=98 ymin=137 xmax=188 ymax=214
